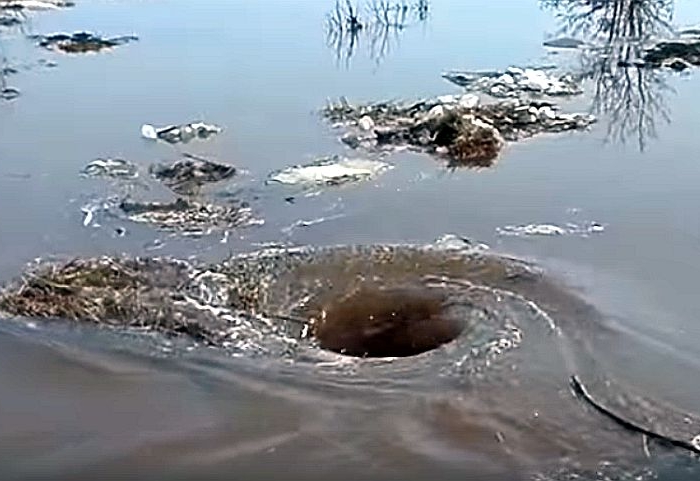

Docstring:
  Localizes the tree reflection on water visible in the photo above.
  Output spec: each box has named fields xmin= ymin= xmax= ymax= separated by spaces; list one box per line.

xmin=325 ymin=0 xmax=430 ymax=68
xmin=0 ymin=7 xmax=31 ymax=102
xmin=541 ymin=0 xmax=676 ymax=151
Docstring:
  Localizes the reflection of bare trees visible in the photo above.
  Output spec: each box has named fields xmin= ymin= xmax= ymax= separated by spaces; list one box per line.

xmin=541 ymin=0 xmax=675 ymax=151
xmin=0 ymin=38 xmax=19 ymax=101
xmin=541 ymin=0 xmax=673 ymax=40
xmin=582 ymin=40 xmax=673 ymax=151
xmin=1 ymin=7 xmax=30 ymax=101
xmin=325 ymin=1 xmax=430 ymax=67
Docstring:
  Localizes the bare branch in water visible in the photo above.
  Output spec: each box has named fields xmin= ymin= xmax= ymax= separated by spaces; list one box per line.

xmin=571 ymin=375 xmax=700 ymax=455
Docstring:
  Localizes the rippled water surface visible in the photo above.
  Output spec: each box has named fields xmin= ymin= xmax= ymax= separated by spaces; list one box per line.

xmin=2 ymin=0 xmax=700 ymax=480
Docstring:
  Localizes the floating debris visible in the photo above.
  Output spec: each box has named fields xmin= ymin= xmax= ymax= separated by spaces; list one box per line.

xmin=0 ymin=0 xmax=73 ymax=11
xmin=571 ymin=375 xmax=700 ymax=456
xmin=0 ymin=14 xmax=22 ymax=27
xmin=80 ymin=197 xmax=119 ymax=227
xmin=1 ymin=64 xmax=18 ymax=75
xmin=141 ymin=122 xmax=222 ymax=144
xmin=443 ymin=66 xmax=583 ymax=98
xmin=37 ymin=58 xmax=58 ymax=68
xmin=34 ymin=32 xmax=137 ymax=54
xmin=281 ymin=213 xmax=346 ymax=236
xmin=432 ymin=233 xmax=490 ymax=252
xmin=542 ymin=37 xmax=586 ymax=50
xmin=149 ymin=154 xmax=236 ymax=195
xmin=323 ymin=95 xmax=595 ymax=167
xmin=0 ymin=256 xmax=235 ymax=344
xmin=119 ymin=198 xmax=258 ymax=236
xmin=0 ymin=85 xmax=19 ymax=100
xmin=80 ymin=158 xmax=139 ymax=180
xmin=267 ymin=155 xmax=392 ymax=187
xmin=431 ymin=112 xmax=505 ymax=168
xmin=496 ymin=222 xmax=605 ymax=238
xmin=643 ymin=34 xmax=700 ymax=70
xmin=533 ymin=463 xmax=656 ymax=481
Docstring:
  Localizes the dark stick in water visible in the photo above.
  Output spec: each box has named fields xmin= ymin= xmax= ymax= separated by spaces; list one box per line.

xmin=570 ymin=375 xmax=700 ymax=455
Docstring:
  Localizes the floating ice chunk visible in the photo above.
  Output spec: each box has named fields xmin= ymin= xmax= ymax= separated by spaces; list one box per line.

xmin=436 ymin=95 xmax=458 ymax=104
xmin=80 ymin=198 xmax=116 ymax=227
xmin=80 ymin=158 xmax=139 ymax=179
xmin=425 ymin=105 xmax=445 ymax=120
xmin=141 ymin=124 xmax=158 ymax=140
xmin=141 ymin=121 xmax=222 ymax=144
xmin=443 ymin=66 xmax=583 ymax=98
xmin=458 ymin=94 xmax=479 ymax=109
xmin=358 ymin=116 xmax=375 ymax=131
xmin=267 ymin=156 xmax=392 ymax=187
xmin=432 ymin=234 xmax=490 ymax=252
xmin=692 ymin=434 xmax=700 ymax=451
xmin=498 ymin=224 xmax=566 ymax=236
xmin=81 ymin=207 xmax=94 ymax=227
xmin=496 ymin=222 xmax=606 ymax=238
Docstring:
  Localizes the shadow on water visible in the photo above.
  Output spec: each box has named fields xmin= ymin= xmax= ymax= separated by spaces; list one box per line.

xmin=325 ymin=0 xmax=430 ymax=67
xmin=542 ymin=0 xmax=676 ymax=151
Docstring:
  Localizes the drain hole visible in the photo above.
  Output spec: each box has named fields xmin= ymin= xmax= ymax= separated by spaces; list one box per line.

xmin=312 ymin=287 xmax=465 ymax=358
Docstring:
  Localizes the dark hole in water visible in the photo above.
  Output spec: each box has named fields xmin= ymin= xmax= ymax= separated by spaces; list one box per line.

xmin=312 ymin=287 xmax=465 ymax=358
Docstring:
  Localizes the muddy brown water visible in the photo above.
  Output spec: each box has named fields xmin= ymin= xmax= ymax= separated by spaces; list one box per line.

xmin=2 ymin=0 xmax=700 ymax=480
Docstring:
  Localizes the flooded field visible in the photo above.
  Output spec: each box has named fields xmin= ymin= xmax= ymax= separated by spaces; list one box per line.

xmin=2 ymin=0 xmax=700 ymax=480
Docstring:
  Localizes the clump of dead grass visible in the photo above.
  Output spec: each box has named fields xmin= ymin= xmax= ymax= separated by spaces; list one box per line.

xmin=0 ymin=256 xmax=224 ymax=343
